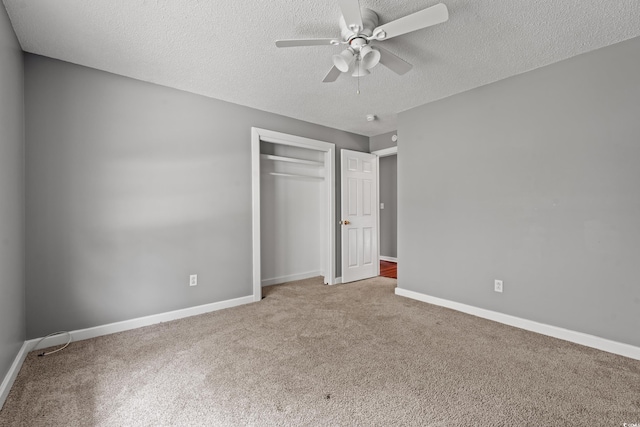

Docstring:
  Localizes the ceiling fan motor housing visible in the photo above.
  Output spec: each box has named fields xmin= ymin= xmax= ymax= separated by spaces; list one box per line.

xmin=339 ymin=8 xmax=379 ymax=42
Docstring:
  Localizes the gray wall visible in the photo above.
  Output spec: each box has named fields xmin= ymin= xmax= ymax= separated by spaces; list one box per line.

xmin=369 ymin=131 xmax=397 ymax=152
xmin=379 ymin=155 xmax=397 ymax=258
xmin=0 ymin=6 xmax=25 ymax=383
xmin=398 ymin=36 xmax=640 ymax=347
xmin=25 ymin=54 xmax=367 ymax=338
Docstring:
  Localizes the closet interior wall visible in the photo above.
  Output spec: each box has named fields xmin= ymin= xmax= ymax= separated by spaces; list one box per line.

xmin=260 ymin=141 xmax=326 ymax=286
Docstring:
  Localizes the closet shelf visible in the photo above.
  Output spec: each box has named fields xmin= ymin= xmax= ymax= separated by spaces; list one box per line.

xmin=261 ymin=154 xmax=323 ymax=167
xmin=268 ymin=172 xmax=324 ymax=181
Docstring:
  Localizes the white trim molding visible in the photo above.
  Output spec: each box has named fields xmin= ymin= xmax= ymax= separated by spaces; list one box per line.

xmin=380 ymin=256 xmax=398 ymax=263
xmin=261 ymin=271 xmax=323 ymax=287
xmin=26 ymin=295 xmax=254 ymax=351
xmin=0 ymin=294 xmax=254 ymax=409
xmin=0 ymin=342 xmax=30 ymax=410
xmin=395 ymin=287 xmax=640 ymax=361
xmin=371 ymin=146 xmax=397 ymax=157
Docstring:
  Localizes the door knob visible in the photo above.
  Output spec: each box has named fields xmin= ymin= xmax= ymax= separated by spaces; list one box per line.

xmin=342 ymin=220 xmax=350 ymax=225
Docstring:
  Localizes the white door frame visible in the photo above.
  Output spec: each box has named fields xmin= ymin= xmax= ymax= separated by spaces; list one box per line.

xmin=251 ymin=127 xmax=336 ymax=302
xmin=372 ymin=145 xmax=398 ymax=267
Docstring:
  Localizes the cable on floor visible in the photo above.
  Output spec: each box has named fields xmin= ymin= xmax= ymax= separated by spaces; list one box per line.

xmin=34 ymin=331 xmax=72 ymax=357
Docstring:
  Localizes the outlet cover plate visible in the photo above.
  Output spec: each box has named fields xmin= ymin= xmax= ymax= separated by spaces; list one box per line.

xmin=494 ymin=279 xmax=503 ymax=293
xmin=190 ymin=274 xmax=198 ymax=287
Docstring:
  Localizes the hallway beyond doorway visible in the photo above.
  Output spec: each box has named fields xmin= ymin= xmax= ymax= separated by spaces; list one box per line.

xmin=380 ymin=260 xmax=397 ymax=279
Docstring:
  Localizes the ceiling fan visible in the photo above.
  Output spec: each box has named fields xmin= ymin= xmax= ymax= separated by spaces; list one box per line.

xmin=275 ymin=0 xmax=449 ymax=82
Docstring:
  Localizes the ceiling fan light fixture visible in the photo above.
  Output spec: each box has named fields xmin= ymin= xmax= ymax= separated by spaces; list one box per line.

xmin=333 ymin=48 xmax=355 ymax=72
xmin=360 ymin=45 xmax=381 ymax=69
xmin=351 ymin=60 xmax=370 ymax=77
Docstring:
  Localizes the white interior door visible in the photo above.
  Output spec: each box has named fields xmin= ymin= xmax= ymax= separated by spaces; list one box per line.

xmin=341 ymin=149 xmax=379 ymax=283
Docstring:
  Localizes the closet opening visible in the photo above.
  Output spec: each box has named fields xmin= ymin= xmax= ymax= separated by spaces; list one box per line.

xmin=251 ymin=128 xmax=336 ymax=302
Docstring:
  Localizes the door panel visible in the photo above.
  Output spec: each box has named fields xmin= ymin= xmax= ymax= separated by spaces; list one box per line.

xmin=348 ymin=178 xmax=358 ymax=215
xmin=363 ymin=179 xmax=372 ymax=216
xmin=341 ymin=149 xmax=379 ymax=283
xmin=348 ymin=228 xmax=358 ymax=267
xmin=363 ymin=227 xmax=373 ymax=265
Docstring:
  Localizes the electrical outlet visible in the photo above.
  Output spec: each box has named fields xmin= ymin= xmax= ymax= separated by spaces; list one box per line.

xmin=380 ymin=202 xmax=385 ymax=209
xmin=190 ymin=274 xmax=198 ymax=287
xmin=494 ymin=279 xmax=503 ymax=293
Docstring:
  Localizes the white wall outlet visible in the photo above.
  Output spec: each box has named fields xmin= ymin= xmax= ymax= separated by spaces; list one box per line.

xmin=380 ymin=202 xmax=385 ymax=209
xmin=189 ymin=274 xmax=198 ymax=287
xmin=494 ymin=279 xmax=503 ymax=293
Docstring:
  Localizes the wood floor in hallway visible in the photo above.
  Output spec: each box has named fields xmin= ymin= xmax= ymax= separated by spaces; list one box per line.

xmin=380 ymin=260 xmax=397 ymax=279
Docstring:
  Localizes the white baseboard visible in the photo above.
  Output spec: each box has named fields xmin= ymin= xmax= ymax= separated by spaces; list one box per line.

xmin=333 ymin=277 xmax=342 ymax=285
xmin=380 ymin=256 xmax=398 ymax=263
xmin=395 ymin=287 xmax=640 ymax=361
xmin=25 ymin=295 xmax=254 ymax=351
xmin=261 ymin=271 xmax=322 ymax=287
xmin=0 ymin=294 xmax=254 ymax=409
xmin=0 ymin=341 xmax=30 ymax=410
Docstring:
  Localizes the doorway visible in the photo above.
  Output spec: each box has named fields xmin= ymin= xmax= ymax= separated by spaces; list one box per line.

xmin=372 ymin=146 xmax=398 ymax=278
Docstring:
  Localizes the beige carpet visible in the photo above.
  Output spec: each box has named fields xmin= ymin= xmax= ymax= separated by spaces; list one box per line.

xmin=1 ymin=276 xmax=639 ymax=426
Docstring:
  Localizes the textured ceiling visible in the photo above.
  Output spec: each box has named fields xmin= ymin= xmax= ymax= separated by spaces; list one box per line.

xmin=3 ymin=0 xmax=640 ymax=136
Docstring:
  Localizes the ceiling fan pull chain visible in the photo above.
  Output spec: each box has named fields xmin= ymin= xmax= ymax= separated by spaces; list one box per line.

xmin=357 ymin=57 xmax=360 ymax=94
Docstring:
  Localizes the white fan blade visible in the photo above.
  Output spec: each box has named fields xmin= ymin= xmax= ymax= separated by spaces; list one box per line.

xmin=323 ymin=66 xmax=341 ymax=83
xmin=376 ymin=46 xmax=413 ymax=75
xmin=338 ymin=0 xmax=364 ymax=31
xmin=373 ymin=3 xmax=448 ymax=40
xmin=276 ymin=39 xmax=338 ymax=48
